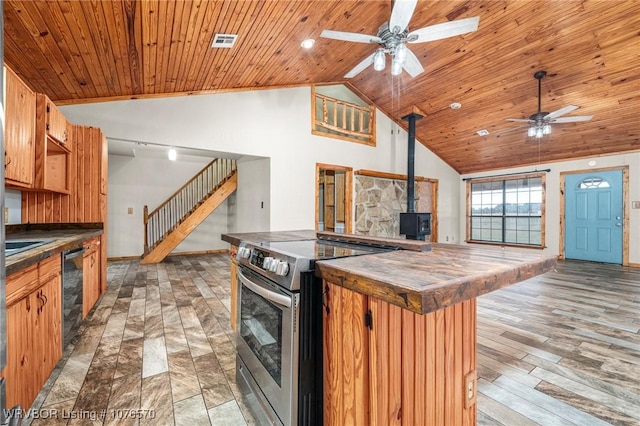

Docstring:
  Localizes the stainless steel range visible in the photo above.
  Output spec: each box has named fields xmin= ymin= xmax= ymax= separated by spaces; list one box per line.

xmin=235 ymin=238 xmax=392 ymax=426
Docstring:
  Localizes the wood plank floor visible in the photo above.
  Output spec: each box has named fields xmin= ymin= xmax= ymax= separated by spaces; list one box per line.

xmin=23 ymin=254 xmax=639 ymax=425
xmin=477 ymin=260 xmax=640 ymax=426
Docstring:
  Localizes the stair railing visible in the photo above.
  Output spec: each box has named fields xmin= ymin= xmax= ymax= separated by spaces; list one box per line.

xmin=143 ymin=158 xmax=237 ymax=255
xmin=313 ymin=92 xmax=375 ymax=143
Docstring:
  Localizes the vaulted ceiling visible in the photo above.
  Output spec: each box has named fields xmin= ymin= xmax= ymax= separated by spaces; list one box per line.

xmin=4 ymin=0 xmax=639 ymax=174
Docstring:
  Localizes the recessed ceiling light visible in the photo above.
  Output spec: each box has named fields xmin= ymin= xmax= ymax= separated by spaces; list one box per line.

xmin=476 ymin=129 xmax=490 ymax=136
xmin=301 ymin=39 xmax=315 ymax=49
xmin=450 ymin=102 xmax=462 ymax=110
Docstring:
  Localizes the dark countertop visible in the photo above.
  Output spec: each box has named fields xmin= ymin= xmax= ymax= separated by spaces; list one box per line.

xmin=5 ymin=224 xmax=103 ymax=275
xmin=315 ymin=243 xmax=557 ymax=315
xmin=221 ymin=230 xmax=318 ymax=247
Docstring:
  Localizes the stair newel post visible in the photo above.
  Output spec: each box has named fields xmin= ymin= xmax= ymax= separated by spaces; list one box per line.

xmin=143 ymin=205 xmax=149 ymax=255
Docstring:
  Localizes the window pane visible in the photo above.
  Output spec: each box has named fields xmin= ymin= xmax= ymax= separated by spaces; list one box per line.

xmin=468 ymin=175 xmax=544 ymax=246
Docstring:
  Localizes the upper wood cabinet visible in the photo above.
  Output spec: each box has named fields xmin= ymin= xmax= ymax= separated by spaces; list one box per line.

xmin=34 ymin=94 xmax=72 ymax=193
xmin=39 ymin=94 xmax=70 ymax=149
xmin=4 ymin=66 xmax=36 ymax=188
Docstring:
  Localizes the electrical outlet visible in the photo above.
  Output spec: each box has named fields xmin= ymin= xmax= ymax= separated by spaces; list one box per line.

xmin=446 ymin=236 xmax=449 ymax=242
xmin=464 ymin=370 xmax=477 ymax=409
xmin=632 ymin=201 xmax=640 ymax=209
xmin=127 ymin=207 xmax=133 ymax=215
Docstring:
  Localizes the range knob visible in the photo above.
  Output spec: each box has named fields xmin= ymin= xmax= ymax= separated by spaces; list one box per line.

xmin=263 ymin=257 xmax=275 ymax=270
xmin=275 ymin=260 xmax=289 ymax=276
xmin=238 ymin=247 xmax=251 ymax=259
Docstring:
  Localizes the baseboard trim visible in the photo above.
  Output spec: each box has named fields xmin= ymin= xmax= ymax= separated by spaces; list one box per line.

xmin=108 ymin=249 xmax=229 ymax=262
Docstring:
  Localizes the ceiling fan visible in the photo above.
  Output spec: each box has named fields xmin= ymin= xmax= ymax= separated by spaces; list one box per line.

xmin=320 ymin=0 xmax=479 ymax=78
xmin=506 ymin=70 xmax=593 ymax=138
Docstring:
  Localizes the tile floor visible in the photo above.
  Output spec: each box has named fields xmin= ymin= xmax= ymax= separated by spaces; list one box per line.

xmin=27 ymin=254 xmax=256 ymax=426
xmin=21 ymin=253 xmax=640 ymax=426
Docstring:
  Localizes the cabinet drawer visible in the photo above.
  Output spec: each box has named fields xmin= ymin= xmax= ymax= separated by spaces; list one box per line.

xmin=6 ymin=264 xmax=38 ymax=307
xmin=39 ymin=253 xmax=62 ymax=282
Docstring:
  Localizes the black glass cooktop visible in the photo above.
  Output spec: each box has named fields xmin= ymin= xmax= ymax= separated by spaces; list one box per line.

xmin=258 ymin=239 xmax=390 ymax=261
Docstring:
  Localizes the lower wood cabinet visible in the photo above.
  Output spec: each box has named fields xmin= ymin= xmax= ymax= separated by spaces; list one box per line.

xmin=83 ymin=237 xmax=101 ymax=318
xmin=4 ymin=255 xmax=62 ymax=411
xmin=322 ymin=281 xmax=478 ymax=426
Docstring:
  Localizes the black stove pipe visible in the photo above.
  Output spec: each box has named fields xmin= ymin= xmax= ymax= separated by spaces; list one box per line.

xmin=401 ymin=112 xmax=423 ymax=213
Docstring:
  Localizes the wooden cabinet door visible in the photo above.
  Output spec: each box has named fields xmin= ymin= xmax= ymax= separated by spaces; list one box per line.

xmin=83 ymin=239 xmax=100 ymax=317
xmin=4 ymin=66 xmax=35 ymax=187
xmin=34 ymin=274 xmax=63 ymax=386
xmin=322 ymin=282 xmax=370 ymax=426
xmin=44 ymin=97 xmax=70 ymax=148
xmin=5 ymin=293 xmax=38 ymax=410
xmin=100 ymin=133 xmax=108 ymax=195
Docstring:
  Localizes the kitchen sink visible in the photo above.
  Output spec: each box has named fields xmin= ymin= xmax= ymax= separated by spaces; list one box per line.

xmin=5 ymin=240 xmax=48 ymax=257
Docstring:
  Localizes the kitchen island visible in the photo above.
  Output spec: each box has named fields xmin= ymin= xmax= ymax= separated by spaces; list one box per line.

xmin=316 ymin=241 xmax=556 ymax=426
xmin=222 ymin=231 xmax=556 ymax=425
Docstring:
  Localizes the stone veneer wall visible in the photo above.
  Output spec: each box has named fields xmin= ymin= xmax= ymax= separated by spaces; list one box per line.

xmin=354 ymin=176 xmax=432 ymax=238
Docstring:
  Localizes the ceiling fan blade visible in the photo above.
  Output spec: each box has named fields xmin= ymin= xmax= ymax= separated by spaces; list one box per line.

xmin=506 ymin=118 xmax=534 ymax=123
xmin=408 ymin=16 xmax=479 ymax=43
xmin=544 ymin=105 xmax=579 ymax=120
xmin=320 ymin=29 xmax=382 ymax=44
xmin=550 ymin=115 xmax=594 ymax=123
xmin=402 ymin=48 xmax=424 ymax=77
xmin=389 ymin=0 xmax=418 ymax=34
xmin=344 ymin=52 xmax=376 ymax=78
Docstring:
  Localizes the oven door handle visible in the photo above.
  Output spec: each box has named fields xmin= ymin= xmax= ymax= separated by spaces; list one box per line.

xmin=238 ymin=269 xmax=292 ymax=308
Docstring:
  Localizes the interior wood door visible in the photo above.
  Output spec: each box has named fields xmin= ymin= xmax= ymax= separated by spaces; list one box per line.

xmin=565 ymin=170 xmax=623 ymax=264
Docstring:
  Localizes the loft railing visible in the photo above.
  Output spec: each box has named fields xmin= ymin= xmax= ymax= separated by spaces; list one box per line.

xmin=143 ymin=158 xmax=237 ymax=255
xmin=313 ymin=92 xmax=375 ymax=144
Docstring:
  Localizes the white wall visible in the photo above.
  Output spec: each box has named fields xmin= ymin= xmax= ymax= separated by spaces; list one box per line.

xmin=61 ymin=86 xmax=462 ymax=246
xmin=233 ymin=157 xmax=270 ymax=233
xmin=4 ymin=189 xmax=22 ymax=224
xmin=460 ymin=152 xmax=640 ymax=265
xmin=107 ymin=153 xmax=229 ymax=258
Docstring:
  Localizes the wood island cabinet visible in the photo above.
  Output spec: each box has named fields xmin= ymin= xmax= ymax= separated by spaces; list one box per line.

xmin=83 ymin=236 xmax=102 ymax=318
xmin=323 ymin=281 xmax=477 ymax=426
xmin=3 ymin=254 xmax=63 ymax=412
xmin=4 ymin=66 xmax=36 ymax=188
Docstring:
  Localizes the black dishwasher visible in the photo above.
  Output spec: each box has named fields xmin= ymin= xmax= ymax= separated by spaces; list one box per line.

xmin=62 ymin=247 xmax=85 ymax=349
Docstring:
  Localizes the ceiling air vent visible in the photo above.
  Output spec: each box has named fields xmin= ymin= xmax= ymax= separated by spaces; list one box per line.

xmin=212 ymin=34 xmax=238 ymax=48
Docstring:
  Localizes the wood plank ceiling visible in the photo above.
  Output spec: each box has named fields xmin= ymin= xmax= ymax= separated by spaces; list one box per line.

xmin=4 ymin=0 xmax=639 ymax=174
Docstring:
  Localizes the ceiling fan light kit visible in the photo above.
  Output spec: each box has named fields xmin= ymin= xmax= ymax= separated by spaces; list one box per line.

xmin=507 ymin=69 xmax=594 ymax=139
xmin=320 ymin=0 xmax=479 ymax=78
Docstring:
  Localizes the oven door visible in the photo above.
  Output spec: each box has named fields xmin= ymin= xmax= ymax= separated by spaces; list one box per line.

xmin=236 ymin=267 xmax=298 ymax=425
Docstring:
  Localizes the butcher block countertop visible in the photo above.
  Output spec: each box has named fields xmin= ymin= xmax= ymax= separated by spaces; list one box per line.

xmin=315 ymin=243 xmax=557 ymax=315
xmin=5 ymin=223 xmax=103 ymax=275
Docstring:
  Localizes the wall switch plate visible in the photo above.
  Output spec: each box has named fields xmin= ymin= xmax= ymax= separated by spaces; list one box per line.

xmin=127 ymin=207 xmax=133 ymax=215
xmin=4 ymin=207 xmax=8 ymax=223
xmin=632 ymin=201 xmax=640 ymax=209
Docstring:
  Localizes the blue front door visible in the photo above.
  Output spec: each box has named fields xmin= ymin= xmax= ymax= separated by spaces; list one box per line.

xmin=565 ymin=170 xmax=623 ymax=264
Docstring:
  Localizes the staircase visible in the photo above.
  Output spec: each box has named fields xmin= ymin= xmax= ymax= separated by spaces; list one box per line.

xmin=141 ymin=158 xmax=237 ymax=264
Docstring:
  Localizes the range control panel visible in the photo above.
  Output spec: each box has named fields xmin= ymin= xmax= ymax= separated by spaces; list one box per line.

xmin=237 ymin=246 xmax=290 ymax=277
